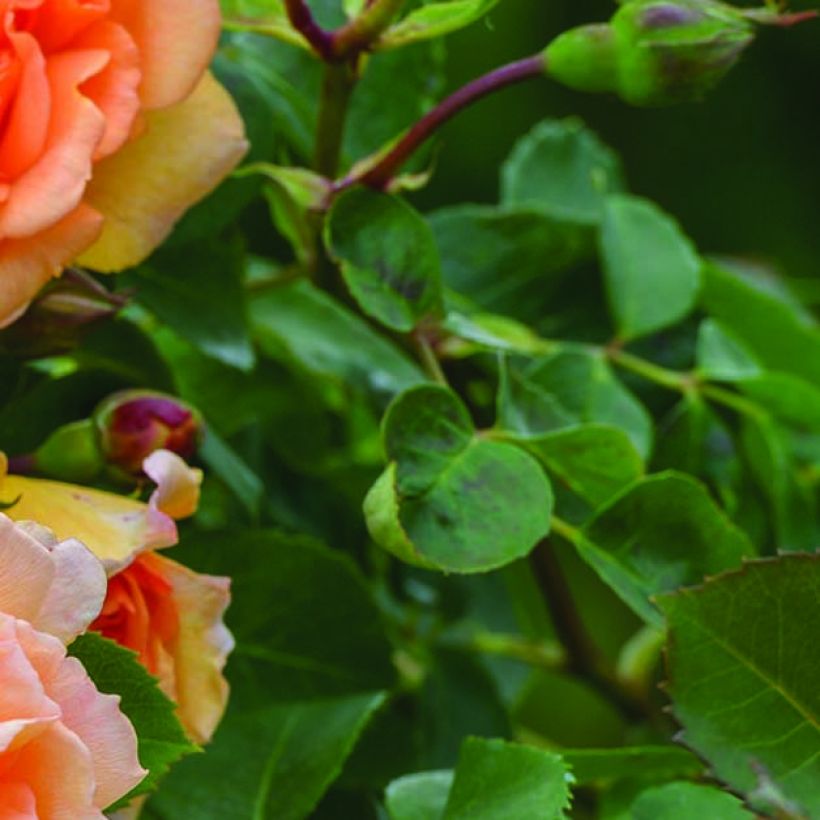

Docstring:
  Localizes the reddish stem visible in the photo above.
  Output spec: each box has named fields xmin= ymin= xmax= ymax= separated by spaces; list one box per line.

xmin=337 ymin=54 xmax=546 ymax=191
xmin=283 ymin=0 xmax=336 ymax=60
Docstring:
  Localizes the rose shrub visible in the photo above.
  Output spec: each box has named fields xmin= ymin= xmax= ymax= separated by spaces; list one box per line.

xmin=0 ymin=0 xmax=247 ymax=324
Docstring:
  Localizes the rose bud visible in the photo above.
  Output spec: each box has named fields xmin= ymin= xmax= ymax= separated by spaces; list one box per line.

xmin=545 ymin=0 xmax=765 ymax=106
xmin=94 ymin=391 xmax=204 ymax=476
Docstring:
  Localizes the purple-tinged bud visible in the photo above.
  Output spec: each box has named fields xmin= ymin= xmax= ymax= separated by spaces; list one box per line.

xmin=0 ymin=269 xmax=126 ymax=358
xmin=544 ymin=0 xmax=814 ymax=107
xmin=94 ymin=391 xmax=204 ymax=475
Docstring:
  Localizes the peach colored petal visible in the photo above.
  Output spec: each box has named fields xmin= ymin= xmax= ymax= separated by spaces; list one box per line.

xmin=0 ymin=474 xmax=178 ymax=572
xmin=78 ymin=71 xmax=248 ymax=272
xmin=33 ymin=534 xmax=108 ymax=643
xmin=0 ymin=48 xmax=108 ymax=239
xmin=108 ymin=0 xmax=220 ymax=109
xmin=160 ymin=555 xmax=232 ymax=743
xmin=47 ymin=655 xmax=147 ymax=808
xmin=0 ymin=30 xmax=49 ymax=180
xmin=0 ymin=201 xmax=103 ymax=329
xmin=143 ymin=450 xmax=202 ymax=521
xmin=0 ymin=515 xmax=55 ymax=627
xmin=72 ymin=20 xmax=142 ymax=160
xmin=7 ymin=722 xmax=103 ymax=819
xmin=0 ymin=782 xmax=38 ymax=817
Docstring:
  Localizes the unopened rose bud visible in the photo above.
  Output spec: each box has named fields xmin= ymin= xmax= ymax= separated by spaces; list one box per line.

xmin=94 ymin=391 xmax=204 ymax=475
xmin=0 ymin=269 xmax=126 ymax=358
xmin=545 ymin=0 xmax=764 ymax=106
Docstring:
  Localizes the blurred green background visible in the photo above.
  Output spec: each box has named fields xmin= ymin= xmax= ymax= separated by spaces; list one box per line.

xmin=414 ymin=0 xmax=819 ymax=284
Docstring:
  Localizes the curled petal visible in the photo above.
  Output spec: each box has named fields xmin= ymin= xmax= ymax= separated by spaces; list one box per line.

xmin=143 ymin=450 xmax=202 ymax=521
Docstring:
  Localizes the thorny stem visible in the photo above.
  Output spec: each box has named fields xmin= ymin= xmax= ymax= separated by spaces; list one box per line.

xmin=336 ymin=54 xmax=547 ymax=191
xmin=530 ymin=529 xmax=653 ymax=724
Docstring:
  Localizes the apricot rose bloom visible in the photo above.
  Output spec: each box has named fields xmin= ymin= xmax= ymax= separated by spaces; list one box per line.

xmin=0 ymin=514 xmax=146 ymax=813
xmin=1 ymin=450 xmax=233 ymax=743
xmin=0 ymin=0 xmax=248 ymax=324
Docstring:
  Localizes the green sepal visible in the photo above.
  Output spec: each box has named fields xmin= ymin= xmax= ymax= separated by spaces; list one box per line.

xmin=33 ymin=419 xmax=105 ymax=483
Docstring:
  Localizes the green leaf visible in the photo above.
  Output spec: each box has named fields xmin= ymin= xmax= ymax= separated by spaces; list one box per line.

xmin=68 ymin=633 xmax=196 ymax=807
xmin=378 ymin=0 xmax=501 ymax=48
xmin=740 ymin=416 xmax=819 ymax=551
xmin=701 ymin=261 xmax=820 ymax=386
xmin=386 ymin=771 xmax=454 ymax=820
xmin=251 ymin=279 xmax=425 ymax=401
xmin=220 ymin=0 xmax=307 ymax=49
xmin=429 ymin=206 xmax=585 ymax=317
xmin=325 ymin=188 xmax=443 ymax=332
xmin=171 ymin=530 xmax=395 ymax=700
xmin=512 ymin=423 xmax=644 ymax=507
xmin=628 ymin=782 xmax=753 ymax=819
xmin=522 ymin=347 xmax=653 ymax=459
xmin=443 ymin=737 xmax=571 ymax=819
xmin=501 ymin=118 xmax=625 ymax=226
xmin=658 ymin=555 xmax=820 ymax=817
xmin=560 ymin=746 xmax=703 ymax=786
xmin=365 ymin=385 xmax=553 ymax=573
xmin=696 ymin=319 xmax=762 ymax=382
xmin=127 ymin=236 xmax=255 ymax=371
xmin=599 ymin=194 xmax=701 ymax=341
xmin=148 ymin=692 xmax=385 ymax=820
xmin=577 ymin=472 xmax=754 ymax=624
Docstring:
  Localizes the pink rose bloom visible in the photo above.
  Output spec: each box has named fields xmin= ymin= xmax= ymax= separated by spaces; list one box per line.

xmin=0 ymin=514 xmax=146 ymax=815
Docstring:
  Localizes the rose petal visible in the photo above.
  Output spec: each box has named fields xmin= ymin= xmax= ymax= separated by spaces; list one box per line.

xmin=78 ymin=71 xmax=248 ymax=272
xmin=150 ymin=554 xmax=232 ymax=742
xmin=0 ymin=515 xmax=55 ymax=627
xmin=143 ymin=450 xmax=202 ymax=521
xmin=108 ymin=0 xmax=220 ymax=109
xmin=0 ymin=202 xmax=103 ymax=328
xmin=0 ymin=474 xmax=177 ymax=572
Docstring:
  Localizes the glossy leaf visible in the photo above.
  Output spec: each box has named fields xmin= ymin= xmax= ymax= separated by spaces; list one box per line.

xmin=386 ymin=771 xmax=454 ymax=820
xmin=659 ymin=555 xmax=820 ymax=817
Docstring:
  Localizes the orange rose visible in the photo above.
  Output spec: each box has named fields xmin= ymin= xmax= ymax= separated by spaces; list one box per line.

xmin=92 ymin=550 xmax=232 ymax=744
xmin=1 ymin=450 xmax=234 ymax=743
xmin=0 ymin=0 xmax=248 ymax=324
xmin=0 ymin=514 xmax=146 ymax=814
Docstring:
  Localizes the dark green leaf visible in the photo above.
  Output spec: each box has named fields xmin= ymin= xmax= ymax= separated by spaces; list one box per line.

xmin=251 ymin=280 xmax=425 ymax=401
xmin=578 ymin=473 xmax=754 ymax=624
xmin=148 ymin=692 xmax=385 ymax=819
xmin=128 ymin=236 xmax=255 ymax=371
xmin=325 ymin=188 xmax=443 ymax=332
xmin=659 ymin=555 xmax=820 ymax=817
xmin=695 ymin=319 xmax=761 ymax=382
